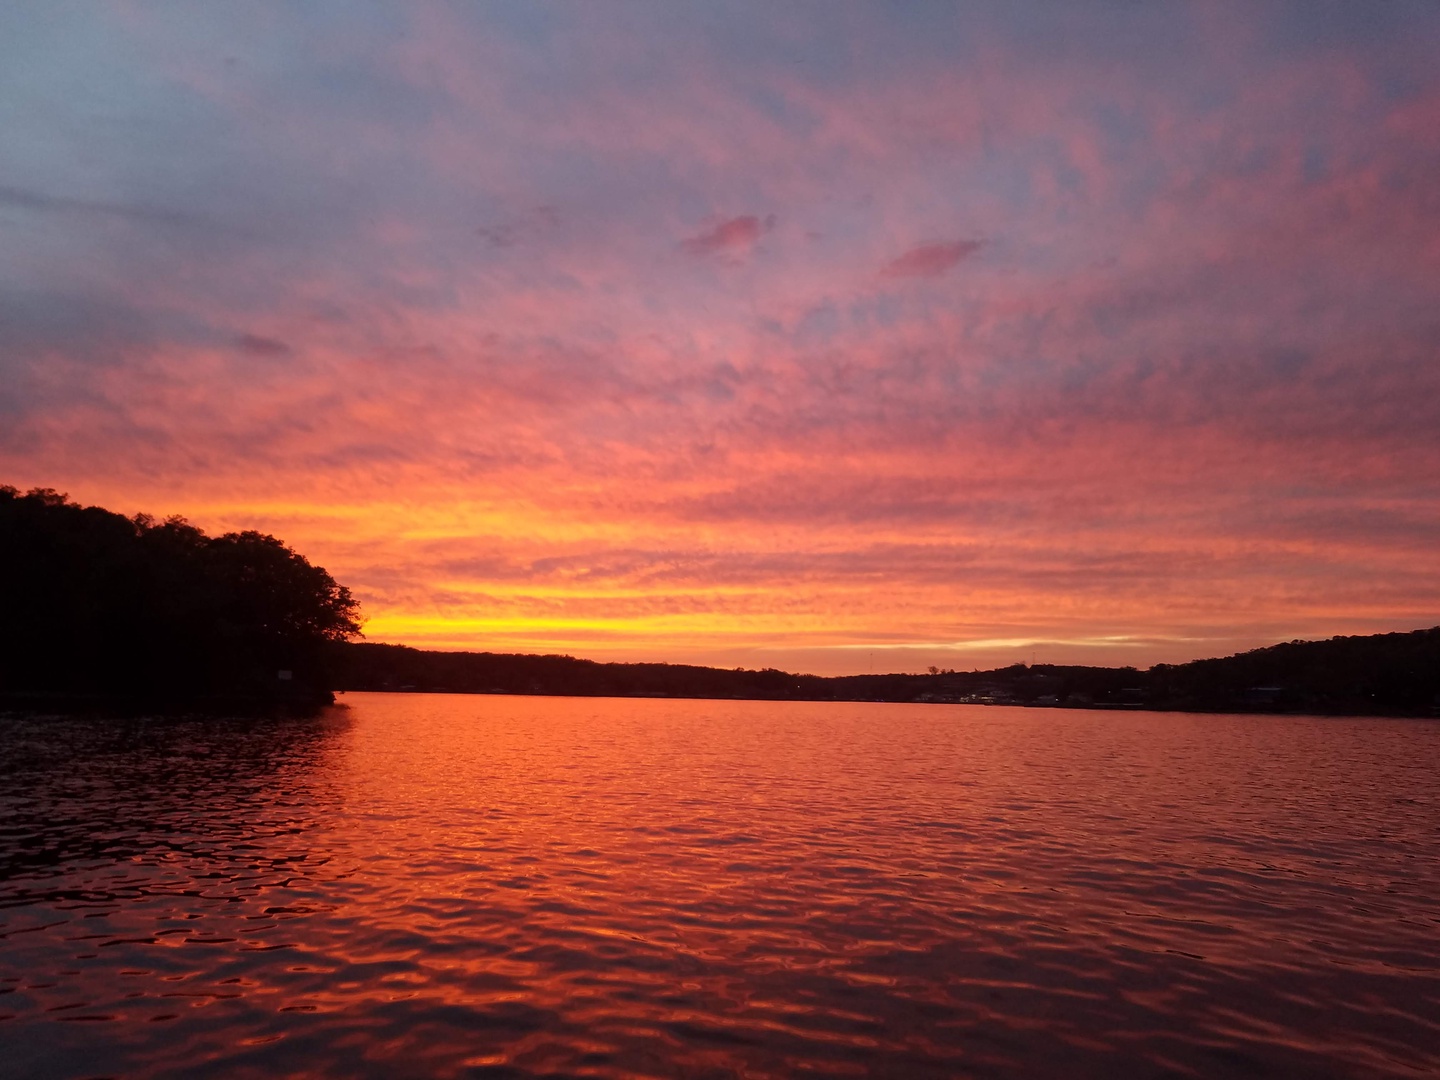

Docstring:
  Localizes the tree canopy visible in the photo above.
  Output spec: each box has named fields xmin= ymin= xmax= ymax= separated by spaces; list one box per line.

xmin=1 ymin=485 xmax=360 ymax=703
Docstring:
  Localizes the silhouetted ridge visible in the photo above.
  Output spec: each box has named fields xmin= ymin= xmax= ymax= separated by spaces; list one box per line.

xmin=1 ymin=485 xmax=360 ymax=709
xmin=331 ymin=642 xmax=827 ymax=701
xmin=330 ymin=630 xmax=1440 ymax=717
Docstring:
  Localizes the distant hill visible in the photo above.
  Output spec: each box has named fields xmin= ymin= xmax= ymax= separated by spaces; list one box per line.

xmin=1140 ymin=629 xmax=1440 ymax=715
xmin=331 ymin=628 xmax=1440 ymax=717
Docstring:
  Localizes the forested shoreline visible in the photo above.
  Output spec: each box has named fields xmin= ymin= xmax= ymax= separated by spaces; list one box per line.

xmin=331 ymin=630 xmax=1440 ymax=717
xmin=1 ymin=486 xmax=359 ymax=711
xmin=4 ymin=486 xmax=1436 ymax=717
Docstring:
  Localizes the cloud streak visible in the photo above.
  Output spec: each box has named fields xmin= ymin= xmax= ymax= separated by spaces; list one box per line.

xmin=880 ymin=239 xmax=983 ymax=278
xmin=679 ymin=215 xmax=774 ymax=257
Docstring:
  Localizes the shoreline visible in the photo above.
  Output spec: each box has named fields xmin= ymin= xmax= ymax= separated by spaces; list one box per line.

xmin=0 ymin=689 xmax=337 ymax=719
xmin=333 ymin=686 xmax=1440 ymax=720
xmin=5 ymin=687 xmax=1429 ymax=721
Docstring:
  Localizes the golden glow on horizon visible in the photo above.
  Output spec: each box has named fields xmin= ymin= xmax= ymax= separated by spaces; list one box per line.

xmin=33 ymin=474 xmax=1433 ymax=674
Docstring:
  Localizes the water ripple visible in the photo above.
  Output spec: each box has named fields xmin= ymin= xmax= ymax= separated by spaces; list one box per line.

xmin=1 ymin=699 xmax=1438 ymax=1077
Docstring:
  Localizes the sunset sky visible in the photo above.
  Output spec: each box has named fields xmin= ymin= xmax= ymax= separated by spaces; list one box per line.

xmin=3 ymin=2 xmax=1439 ymax=674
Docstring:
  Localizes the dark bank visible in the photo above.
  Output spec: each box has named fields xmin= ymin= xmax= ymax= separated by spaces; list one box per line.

xmin=0 ymin=486 xmax=358 ymax=713
xmin=329 ymin=626 xmax=1440 ymax=717
xmin=4 ymin=485 xmax=1437 ymax=718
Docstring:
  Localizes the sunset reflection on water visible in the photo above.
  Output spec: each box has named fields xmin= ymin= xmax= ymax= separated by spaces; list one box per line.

xmin=2 ymin=696 xmax=1439 ymax=1078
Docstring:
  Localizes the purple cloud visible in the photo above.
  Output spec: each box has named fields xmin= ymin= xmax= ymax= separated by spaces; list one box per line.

xmin=236 ymin=333 xmax=291 ymax=356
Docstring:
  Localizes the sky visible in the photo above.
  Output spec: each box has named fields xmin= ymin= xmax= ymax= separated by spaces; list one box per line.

xmin=3 ymin=1 xmax=1439 ymax=674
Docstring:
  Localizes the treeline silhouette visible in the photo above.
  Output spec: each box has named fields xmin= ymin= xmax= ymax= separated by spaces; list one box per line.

xmin=6 ymin=485 xmax=1435 ymax=717
xmin=331 ymin=643 xmax=830 ymax=701
xmin=1 ymin=486 xmax=360 ymax=709
xmin=332 ymin=628 xmax=1440 ymax=717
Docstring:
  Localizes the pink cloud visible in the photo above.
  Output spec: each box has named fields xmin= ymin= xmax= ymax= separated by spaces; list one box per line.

xmin=680 ymin=215 xmax=773 ymax=257
xmin=880 ymin=240 xmax=983 ymax=279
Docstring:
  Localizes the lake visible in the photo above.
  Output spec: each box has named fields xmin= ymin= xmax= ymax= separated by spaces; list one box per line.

xmin=2 ymin=695 xmax=1438 ymax=1078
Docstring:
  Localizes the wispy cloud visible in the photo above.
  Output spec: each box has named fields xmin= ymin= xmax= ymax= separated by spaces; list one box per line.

xmin=880 ymin=239 xmax=983 ymax=279
xmin=235 ymin=333 xmax=291 ymax=357
xmin=0 ymin=183 xmax=197 ymax=227
xmin=680 ymin=215 xmax=774 ymax=257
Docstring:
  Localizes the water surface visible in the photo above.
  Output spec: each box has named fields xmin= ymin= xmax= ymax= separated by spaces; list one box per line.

xmin=2 ymin=695 xmax=1438 ymax=1078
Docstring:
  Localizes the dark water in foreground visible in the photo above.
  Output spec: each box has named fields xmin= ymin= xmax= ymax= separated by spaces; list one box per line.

xmin=2 ymin=696 xmax=1438 ymax=1079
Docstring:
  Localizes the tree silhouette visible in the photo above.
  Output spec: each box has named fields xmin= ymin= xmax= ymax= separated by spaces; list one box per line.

xmin=0 ymin=485 xmax=361 ymax=705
